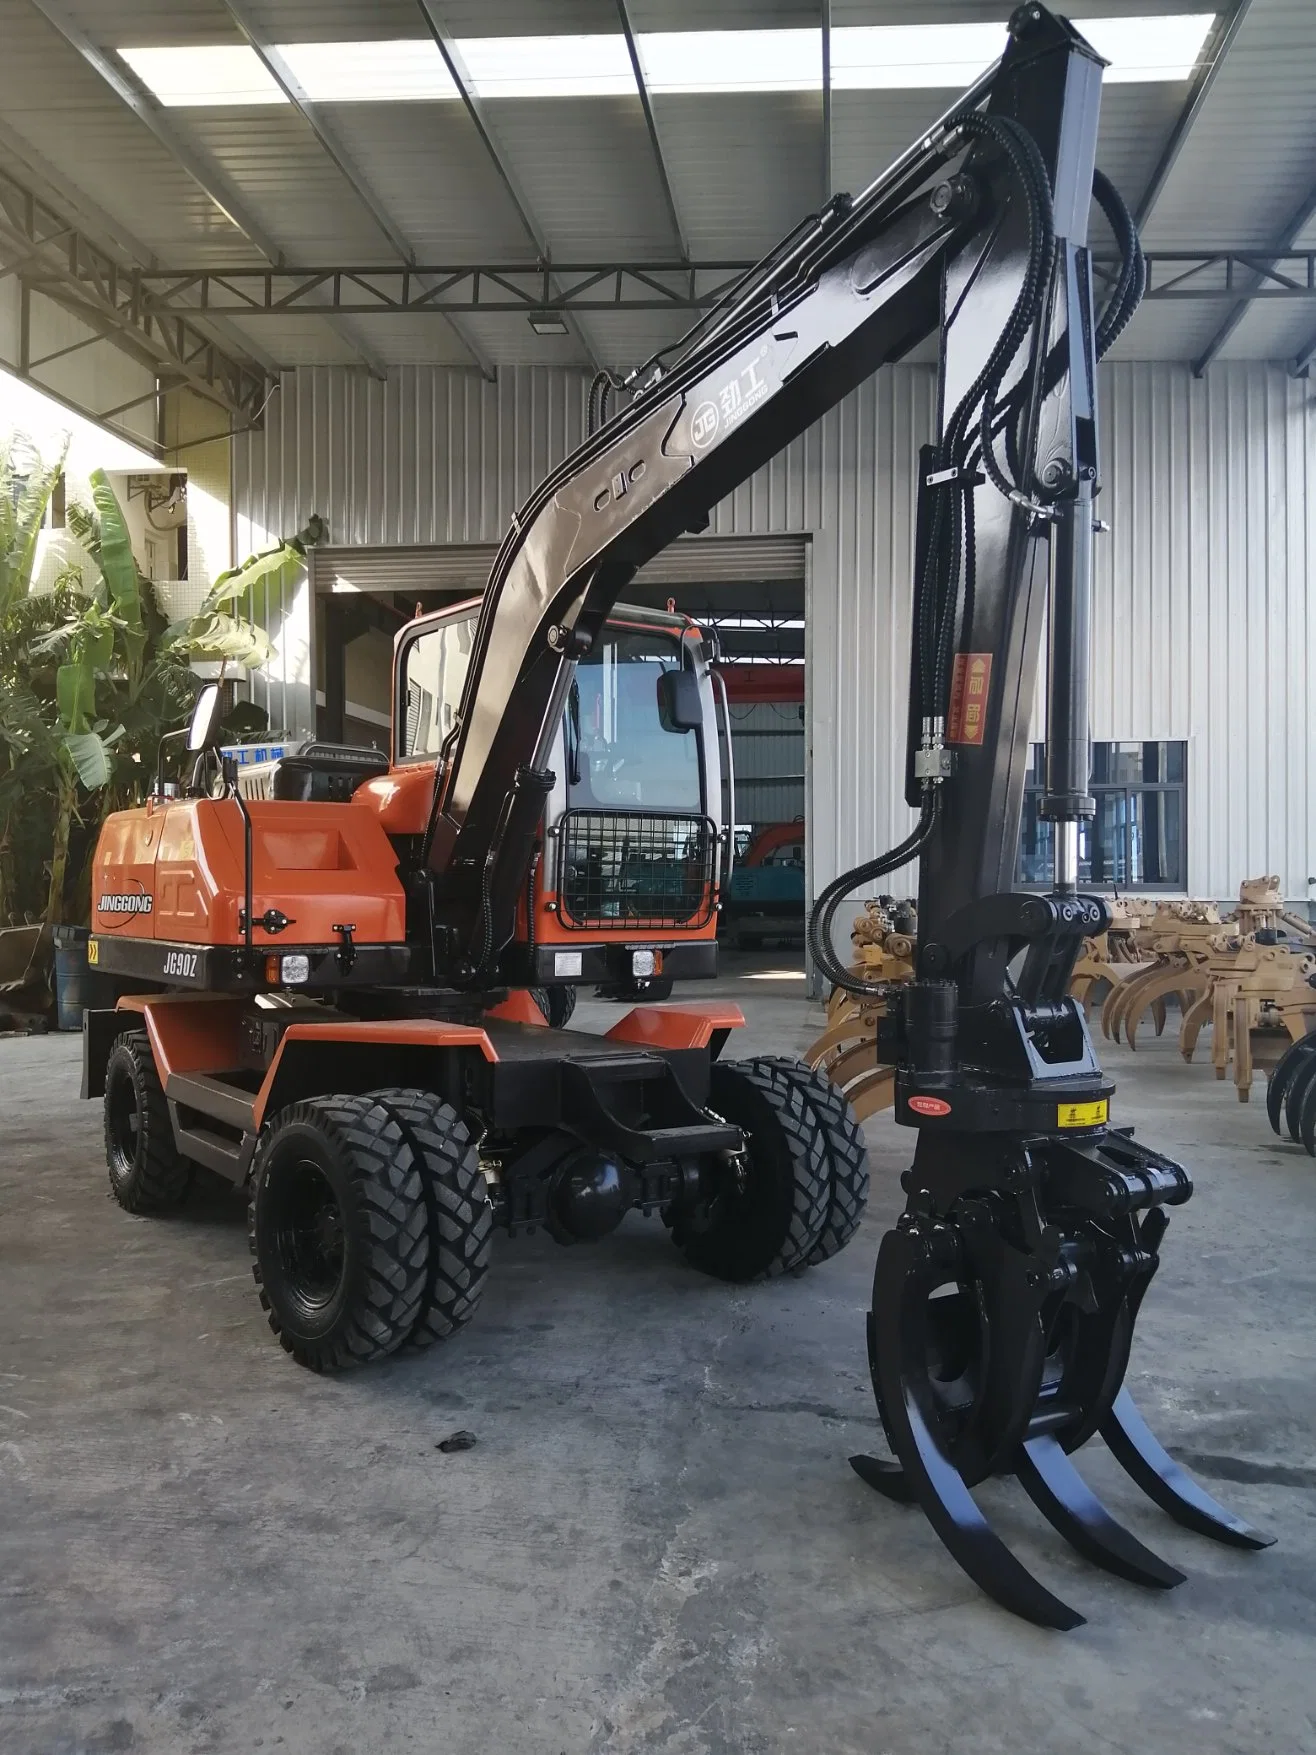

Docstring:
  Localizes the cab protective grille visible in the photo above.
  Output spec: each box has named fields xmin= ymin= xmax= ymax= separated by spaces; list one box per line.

xmin=555 ymin=811 xmax=716 ymax=931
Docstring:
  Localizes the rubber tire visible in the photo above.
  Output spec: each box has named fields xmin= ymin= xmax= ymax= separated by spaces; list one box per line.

xmin=748 ymin=1056 xmax=869 ymax=1264
xmin=368 ymin=1089 xmax=493 ymax=1347
xmin=675 ymin=1059 xmax=829 ymax=1282
xmin=103 ymin=1030 xmax=193 ymax=1214
xmin=248 ymin=1095 xmax=430 ymax=1371
xmin=531 ymin=985 xmax=578 ymax=1029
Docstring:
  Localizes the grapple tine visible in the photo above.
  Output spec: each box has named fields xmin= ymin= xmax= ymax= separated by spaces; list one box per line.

xmin=849 ymin=1452 xmax=918 ymax=1503
xmin=1101 ymin=1389 xmax=1275 ymax=1551
xmin=1286 ymin=1052 xmax=1316 ymax=1143
xmin=888 ymin=1396 xmax=1086 ymax=1630
xmin=1016 ymin=1433 xmax=1185 ymax=1589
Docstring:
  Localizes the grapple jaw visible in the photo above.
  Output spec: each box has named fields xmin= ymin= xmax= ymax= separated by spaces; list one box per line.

xmin=852 ymin=1128 xmax=1273 ymax=1629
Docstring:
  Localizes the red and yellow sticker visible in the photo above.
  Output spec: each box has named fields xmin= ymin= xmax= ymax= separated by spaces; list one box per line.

xmin=947 ymin=652 xmax=992 ymax=745
xmin=1057 ymin=1099 xmax=1108 ymax=1129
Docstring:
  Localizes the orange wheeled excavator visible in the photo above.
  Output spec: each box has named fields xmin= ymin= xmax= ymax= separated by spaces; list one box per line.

xmin=82 ymin=4 xmax=1270 ymax=1626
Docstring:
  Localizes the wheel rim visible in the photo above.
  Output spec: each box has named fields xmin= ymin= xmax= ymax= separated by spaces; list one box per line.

xmin=266 ymin=1155 xmax=347 ymax=1312
xmin=106 ymin=1063 xmax=141 ymax=1184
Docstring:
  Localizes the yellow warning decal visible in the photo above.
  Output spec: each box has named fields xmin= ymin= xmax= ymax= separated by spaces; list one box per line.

xmin=1057 ymin=1098 xmax=1107 ymax=1129
xmin=87 ymin=937 xmax=99 ymax=966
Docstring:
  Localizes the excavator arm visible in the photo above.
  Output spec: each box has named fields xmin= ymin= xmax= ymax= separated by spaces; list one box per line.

xmin=419 ymin=4 xmax=1274 ymax=1627
xmin=425 ymin=4 xmax=1101 ymax=987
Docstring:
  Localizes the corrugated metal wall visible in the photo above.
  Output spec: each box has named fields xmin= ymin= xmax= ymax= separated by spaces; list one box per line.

xmin=234 ymin=361 xmax=1316 ymax=903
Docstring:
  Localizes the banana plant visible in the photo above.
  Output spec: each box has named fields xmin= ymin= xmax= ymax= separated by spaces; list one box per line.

xmin=0 ymin=432 xmax=69 ymax=621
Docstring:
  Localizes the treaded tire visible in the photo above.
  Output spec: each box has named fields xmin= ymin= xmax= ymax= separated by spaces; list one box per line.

xmin=748 ymin=1056 xmax=869 ymax=1264
xmin=248 ymin=1095 xmax=430 ymax=1371
xmin=368 ymin=1089 xmax=493 ymax=1347
xmin=675 ymin=1059 xmax=829 ymax=1282
xmin=531 ymin=985 xmax=578 ymax=1029
xmin=103 ymin=1030 xmax=193 ymax=1214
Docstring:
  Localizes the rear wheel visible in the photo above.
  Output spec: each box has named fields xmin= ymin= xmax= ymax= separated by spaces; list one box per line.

xmin=674 ymin=1059 xmax=829 ymax=1282
xmin=103 ymin=1030 xmax=193 ymax=1214
xmin=531 ymin=985 xmax=578 ymax=1029
xmin=368 ymin=1089 xmax=493 ymax=1347
xmin=248 ymin=1095 xmax=430 ymax=1370
xmin=749 ymin=1056 xmax=869 ymax=1263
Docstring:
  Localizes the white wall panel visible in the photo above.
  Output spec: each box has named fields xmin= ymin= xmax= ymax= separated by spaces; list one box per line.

xmin=234 ymin=361 xmax=1316 ymax=904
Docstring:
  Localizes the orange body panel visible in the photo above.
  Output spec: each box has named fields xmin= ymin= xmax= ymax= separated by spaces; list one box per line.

xmin=93 ymin=797 xmax=406 ymax=947
xmin=355 ymin=764 xmax=433 ymax=836
xmin=485 ymin=990 xmax=547 ymax=1026
xmin=117 ymin=992 xmax=246 ymax=1076
xmin=605 ymin=1002 xmax=744 ymax=1051
xmin=253 ymin=1017 xmax=497 ymax=1126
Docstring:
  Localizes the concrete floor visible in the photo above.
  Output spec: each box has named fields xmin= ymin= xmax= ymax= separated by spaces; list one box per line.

xmin=2 ymin=955 xmax=1314 ymax=1755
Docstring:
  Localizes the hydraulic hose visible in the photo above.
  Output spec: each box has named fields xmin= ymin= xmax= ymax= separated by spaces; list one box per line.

xmin=1091 ymin=168 xmax=1145 ymax=357
xmin=808 ymin=111 xmax=1058 ymax=1000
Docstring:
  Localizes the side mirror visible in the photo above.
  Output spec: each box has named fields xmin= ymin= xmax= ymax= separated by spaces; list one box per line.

xmin=186 ymin=682 xmax=224 ymax=753
xmin=656 ymin=668 xmax=702 ymax=733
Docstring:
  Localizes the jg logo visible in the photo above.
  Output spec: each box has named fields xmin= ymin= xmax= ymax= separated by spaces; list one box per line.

xmin=690 ymin=401 xmax=719 ymax=450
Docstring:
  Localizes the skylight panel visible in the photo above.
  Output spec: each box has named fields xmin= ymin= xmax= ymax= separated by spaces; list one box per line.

xmin=831 ymin=24 xmax=1004 ymax=91
xmin=275 ymin=39 xmax=458 ymax=104
xmin=458 ymin=35 xmax=636 ymax=99
xmin=831 ymin=16 xmax=1214 ymax=89
xmin=637 ymin=29 xmax=822 ymax=95
xmin=118 ymin=44 xmax=287 ymax=107
xmin=1076 ymin=14 xmax=1215 ymax=83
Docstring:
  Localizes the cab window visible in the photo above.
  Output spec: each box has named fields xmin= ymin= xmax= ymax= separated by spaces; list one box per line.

xmin=399 ymin=615 xmax=476 ymax=760
xmin=566 ymin=627 xmax=703 ymax=813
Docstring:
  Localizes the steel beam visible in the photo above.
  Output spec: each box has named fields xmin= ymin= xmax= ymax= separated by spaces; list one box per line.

xmin=26 ymin=0 xmax=389 ymax=379
xmin=413 ymin=0 xmax=604 ymax=377
xmin=1193 ymin=181 xmax=1316 ymax=375
xmin=221 ymin=0 xmax=493 ymax=380
xmin=72 ymin=251 xmax=1316 ymax=322
xmin=0 ymin=116 xmax=282 ymax=380
xmin=1135 ymin=0 xmax=1254 ymax=229
xmin=0 ymin=162 xmax=268 ymax=423
xmin=821 ymin=0 xmax=832 ymax=202
xmin=615 ymin=0 xmax=689 ymax=262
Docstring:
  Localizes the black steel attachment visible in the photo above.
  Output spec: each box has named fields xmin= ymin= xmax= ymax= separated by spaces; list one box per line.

xmin=1266 ymin=1033 xmax=1316 ymax=1156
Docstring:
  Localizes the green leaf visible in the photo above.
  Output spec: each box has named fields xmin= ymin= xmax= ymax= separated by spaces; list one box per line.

xmin=0 ymin=433 xmax=70 ymax=619
xmin=61 ymin=729 xmax=116 ymax=791
xmin=209 ymin=541 xmax=302 ymax=608
xmin=88 ymin=470 xmax=143 ymax=629
xmin=56 ymin=661 xmax=96 ymax=735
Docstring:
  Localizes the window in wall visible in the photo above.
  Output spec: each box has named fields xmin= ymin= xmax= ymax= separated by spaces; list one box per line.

xmin=1018 ymin=741 xmax=1186 ymax=889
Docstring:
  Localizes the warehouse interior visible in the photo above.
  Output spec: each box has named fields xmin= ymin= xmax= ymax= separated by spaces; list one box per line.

xmin=2 ymin=3 xmax=1315 ymax=1752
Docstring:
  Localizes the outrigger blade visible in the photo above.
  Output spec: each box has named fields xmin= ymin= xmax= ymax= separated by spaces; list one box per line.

xmin=1015 ymin=1433 xmax=1185 ymax=1590
xmin=1101 ymin=1389 xmax=1276 ymax=1551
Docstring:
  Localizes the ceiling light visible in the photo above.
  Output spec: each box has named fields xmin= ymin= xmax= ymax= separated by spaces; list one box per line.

xmin=117 ymin=44 xmax=286 ymax=106
xmin=529 ymin=314 xmax=569 ymax=335
xmin=637 ymin=29 xmax=821 ymax=95
xmin=459 ymin=35 xmax=635 ymax=100
xmin=276 ymin=39 xmax=457 ymax=103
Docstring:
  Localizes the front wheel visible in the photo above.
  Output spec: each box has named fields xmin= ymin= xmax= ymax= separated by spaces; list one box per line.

xmin=103 ymin=1030 xmax=193 ymax=1214
xmin=673 ymin=1060 xmax=829 ymax=1282
xmin=248 ymin=1095 xmax=430 ymax=1370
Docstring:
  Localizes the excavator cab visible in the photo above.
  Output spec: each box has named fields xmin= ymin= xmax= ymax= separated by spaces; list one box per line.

xmin=389 ymin=600 xmax=728 ymax=1001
